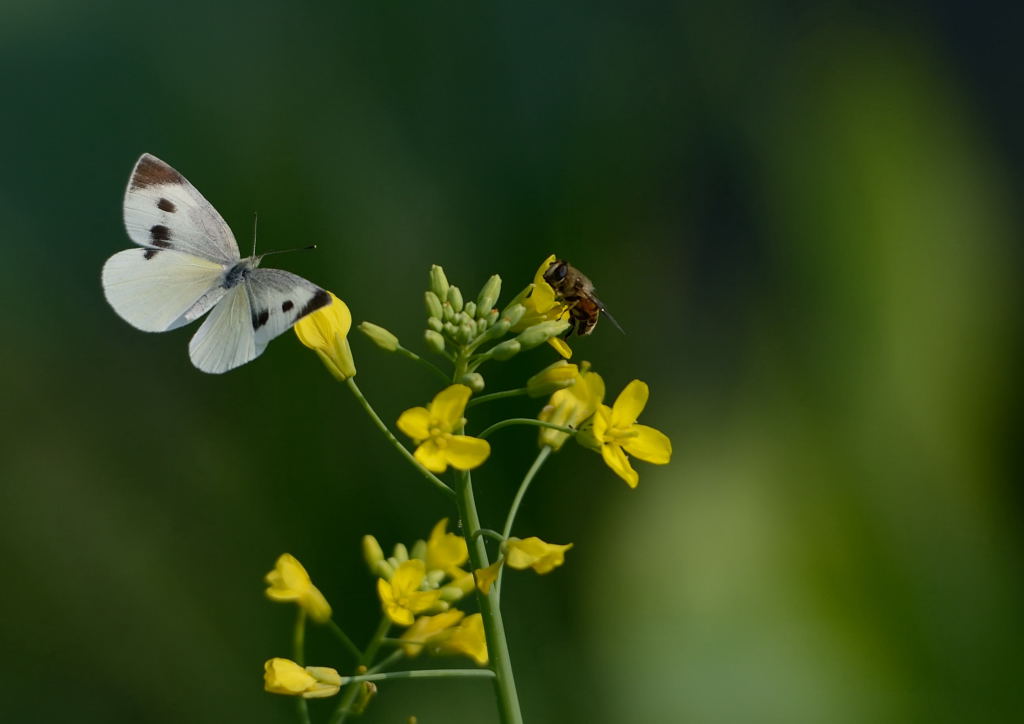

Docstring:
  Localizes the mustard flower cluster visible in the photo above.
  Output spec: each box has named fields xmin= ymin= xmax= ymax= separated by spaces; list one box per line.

xmin=266 ymin=256 xmax=672 ymax=721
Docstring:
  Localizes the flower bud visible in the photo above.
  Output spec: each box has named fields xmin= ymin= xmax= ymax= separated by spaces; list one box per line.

xmin=500 ymin=303 xmax=526 ymax=328
xmin=426 ymin=568 xmax=446 ymax=586
xmin=447 ymin=286 xmax=464 ymax=313
xmin=463 ymin=301 xmax=477 ymax=318
xmin=490 ymin=339 xmax=521 ymax=361
xmin=424 ymin=330 xmax=446 ymax=354
xmin=527 ymin=360 xmax=579 ymax=397
xmin=489 ymin=318 xmax=511 ymax=337
xmin=475 ymin=274 xmax=502 ymax=316
xmin=374 ymin=559 xmax=395 ymax=579
xmin=358 ymin=322 xmax=399 ymax=352
xmin=443 ymin=321 xmax=458 ymax=338
xmin=475 ymin=318 xmax=489 ymax=336
xmin=442 ymin=302 xmax=455 ymax=322
xmin=429 ymin=265 xmax=450 ymax=300
xmin=459 ymin=372 xmax=485 ymax=393
xmin=439 ymin=584 xmax=467 ymax=602
xmin=363 ymin=535 xmax=385 ymax=569
xmin=457 ymin=320 xmax=475 ymax=344
xmin=427 ymin=317 xmax=443 ymax=332
xmin=410 ymin=539 xmax=427 ymax=561
xmin=393 ymin=542 xmax=409 ymax=563
xmin=425 ymin=291 xmax=444 ymax=320
xmin=516 ymin=320 xmax=571 ymax=349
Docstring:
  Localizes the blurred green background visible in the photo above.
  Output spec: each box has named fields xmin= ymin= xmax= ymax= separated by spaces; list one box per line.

xmin=1 ymin=1 xmax=1021 ymax=722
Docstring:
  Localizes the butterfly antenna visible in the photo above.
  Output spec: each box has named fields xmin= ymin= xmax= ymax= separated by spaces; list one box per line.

xmin=259 ymin=244 xmax=318 ymax=259
xmin=251 ymin=212 xmax=259 ymax=257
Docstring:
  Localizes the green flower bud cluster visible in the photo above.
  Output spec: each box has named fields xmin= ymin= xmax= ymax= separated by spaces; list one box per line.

xmin=422 ymin=265 xmax=571 ymax=368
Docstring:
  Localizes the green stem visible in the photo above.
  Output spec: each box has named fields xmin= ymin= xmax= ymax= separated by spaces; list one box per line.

xmin=454 ymin=467 xmax=524 ymax=724
xmin=329 ymin=616 xmax=392 ymax=724
xmin=344 ymin=377 xmax=455 ymax=498
xmin=497 ymin=446 xmax=552 ymax=598
xmin=327 ymin=619 xmax=362 ymax=661
xmin=468 ymin=387 xmax=529 ymax=408
xmin=344 ymin=669 xmax=496 ymax=684
xmin=366 ymin=648 xmax=405 ymax=674
xmin=478 ymin=418 xmax=576 ymax=440
xmin=471 ymin=528 xmax=507 ymax=544
xmin=396 ymin=346 xmax=451 ymax=383
xmin=292 ymin=610 xmax=311 ymax=724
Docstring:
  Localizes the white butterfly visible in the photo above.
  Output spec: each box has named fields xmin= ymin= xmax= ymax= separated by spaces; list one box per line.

xmin=102 ymin=153 xmax=331 ymax=374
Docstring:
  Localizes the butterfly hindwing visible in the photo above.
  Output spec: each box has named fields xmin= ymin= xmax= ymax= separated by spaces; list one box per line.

xmin=123 ymin=154 xmax=240 ymax=264
xmin=246 ymin=269 xmax=331 ymax=353
xmin=188 ymin=284 xmax=258 ymax=374
xmin=102 ymin=248 xmax=226 ymax=332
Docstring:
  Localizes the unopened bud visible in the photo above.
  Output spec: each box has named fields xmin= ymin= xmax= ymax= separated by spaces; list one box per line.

xmin=490 ymin=339 xmax=521 ymax=360
xmin=429 ymin=265 xmax=450 ymax=300
xmin=374 ymin=559 xmax=395 ymax=579
xmin=527 ymin=360 xmax=579 ymax=397
xmin=439 ymin=584 xmax=467 ymax=602
xmin=425 ymin=291 xmax=444 ymax=320
xmin=410 ymin=539 xmax=427 ymax=561
xmin=427 ymin=317 xmax=443 ymax=332
xmin=392 ymin=542 xmax=409 ymax=563
xmin=424 ymin=330 xmax=446 ymax=354
xmin=457 ymin=320 xmax=475 ymax=344
xmin=426 ymin=569 xmax=446 ymax=586
xmin=447 ymin=286 xmax=464 ymax=313
xmin=363 ymin=535 xmax=384 ymax=569
xmin=517 ymin=320 xmax=571 ymax=349
xmin=463 ymin=301 xmax=477 ymax=318
xmin=475 ymin=274 xmax=502 ymax=317
xmin=358 ymin=322 xmax=399 ymax=352
xmin=501 ymin=303 xmax=526 ymax=328
xmin=459 ymin=372 xmax=485 ymax=393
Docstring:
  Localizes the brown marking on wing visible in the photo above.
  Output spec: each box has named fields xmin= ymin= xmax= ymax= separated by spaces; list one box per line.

xmin=131 ymin=155 xmax=185 ymax=189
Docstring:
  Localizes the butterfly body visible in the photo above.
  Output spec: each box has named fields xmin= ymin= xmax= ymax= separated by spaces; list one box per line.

xmin=103 ymin=154 xmax=331 ymax=373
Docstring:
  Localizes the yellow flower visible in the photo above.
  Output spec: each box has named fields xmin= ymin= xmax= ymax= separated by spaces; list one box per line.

xmin=538 ymin=363 xmax=605 ymax=451
xmin=510 ymin=255 xmax=572 ymax=359
xmin=264 ymin=553 xmax=332 ymax=623
xmin=294 ymin=291 xmax=356 ymax=381
xmin=263 ymin=658 xmax=342 ymax=698
xmin=377 ymin=559 xmax=443 ymax=626
xmin=399 ymin=610 xmax=465 ymax=657
xmin=526 ymin=360 xmax=579 ymax=397
xmin=425 ymin=518 xmax=468 ymax=574
xmin=505 ymin=537 xmax=573 ymax=574
xmin=473 ymin=559 xmax=503 ymax=593
xmin=438 ymin=613 xmax=488 ymax=665
xmin=397 ymin=385 xmax=491 ymax=473
xmin=585 ymin=380 xmax=672 ymax=488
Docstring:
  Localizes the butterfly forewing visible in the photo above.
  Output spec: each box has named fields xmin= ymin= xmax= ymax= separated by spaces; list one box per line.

xmin=246 ymin=269 xmax=331 ymax=353
xmin=123 ymin=154 xmax=240 ymax=264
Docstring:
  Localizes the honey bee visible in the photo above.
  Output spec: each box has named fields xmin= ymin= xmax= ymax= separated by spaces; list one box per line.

xmin=543 ymin=258 xmax=624 ymax=336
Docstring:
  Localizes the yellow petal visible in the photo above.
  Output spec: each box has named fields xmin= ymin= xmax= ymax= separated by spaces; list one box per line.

xmin=302 ymin=586 xmax=333 ymax=624
xmin=601 ymin=442 xmax=639 ymax=488
xmin=400 ymin=610 xmax=465 ymax=657
xmin=414 ymin=439 xmax=449 ymax=473
xmin=294 ymin=293 xmax=352 ymax=350
xmin=589 ymin=405 xmax=611 ymax=443
xmin=405 ymin=587 xmax=443 ymax=615
xmin=429 ymin=384 xmax=472 ymax=430
xmin=440 ymin=613 xmax=488 ymax=665
xmin=391 ymin=559 xmax=427 ymax=594
xmin=397 ymin=406 xmax=431 ymax=442
xmin=622 ymin=424 xmax=672 ymax=465
xmin=474 ymin=560 xmax=503 ymax=593
xmin=444 ymin=435 xmax=491 ymax=470
xmin=505 ymin=537 xmax=573 ymax=574
xmin=611 ymin=380 xmax=648 ymax=428
xmin=426 ymin=518 xmax=469 ymax=572
xmin=547 ymin=336 xmax=572 ymax=359
xmin=264 ymin=658 xmax=316 ymax=696
xmin=580 ymin=369 xmax=606 ymax=408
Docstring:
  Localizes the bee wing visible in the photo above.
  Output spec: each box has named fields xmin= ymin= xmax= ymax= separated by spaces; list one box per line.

xmin=595 ymin=298 xmax=626 ymax=334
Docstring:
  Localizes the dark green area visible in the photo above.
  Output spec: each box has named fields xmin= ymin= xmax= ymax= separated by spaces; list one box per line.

xmin=1 ymin=2 xmax=1021 ymax=722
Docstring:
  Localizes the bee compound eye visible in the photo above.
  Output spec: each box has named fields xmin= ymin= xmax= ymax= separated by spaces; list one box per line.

xmin=553 ymin=263 xmax=568 ymax=280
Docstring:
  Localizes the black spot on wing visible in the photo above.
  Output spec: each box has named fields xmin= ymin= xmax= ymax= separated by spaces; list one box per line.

xmin=282 ymin=300 xmax=294 ymax=312
xmin=131 ymin=155 xmax=186 ymax=189
xmin=143 ymin=248 xmax=161 ymax=260
xmin=150 ymin=225 xmax=172 ymax=247
xmin=157 ymin=197 xmax=177 ymax=212
xmin=252 ymin=309 xmax=270 ymax=330
xmin=297 ymin=289 xmax=331 ymax=319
